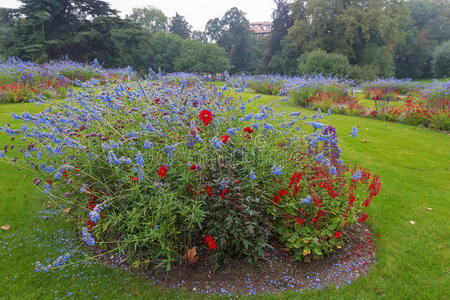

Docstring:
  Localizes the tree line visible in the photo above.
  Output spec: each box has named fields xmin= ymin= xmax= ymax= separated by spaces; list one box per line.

xmin=0 ymin=0 xmax=449 ymax=79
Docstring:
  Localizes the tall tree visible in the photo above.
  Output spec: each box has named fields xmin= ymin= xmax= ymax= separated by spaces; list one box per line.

xmin=205 ymin=18 xmax=222 ymax=42
xmin=169 ymin=13 xmax=191 ymax=39
xmin=265 ymin=0 xmax=294 ymax=70
xmin=283 ymin=0 xmax=410 ymax=67
xmin=191 ymin=30 xmax=207 ymax=43
xmin=395 ymin=0 xmax=450 ymax=78
xmin=205 ymin=7 xmax=252 ymax=73
xmin=126 ymin=6 xmax=167 ymax=33
xmin=0 ymin=8 xmax=17 ymax=58
xmin=6 ymin=0 xmax=118 ymax=61
xmin=174 ymin=39 xmax=231 ymax=73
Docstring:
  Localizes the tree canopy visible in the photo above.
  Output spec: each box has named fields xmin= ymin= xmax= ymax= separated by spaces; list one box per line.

xmin=0 ymin=0 xmax=449 ymax=78
xmin=126 ymin=6 xmax=168 ymax=33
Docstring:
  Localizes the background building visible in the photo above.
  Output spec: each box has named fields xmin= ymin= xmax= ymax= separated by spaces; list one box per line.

xmin=249 ymin=21 xmax=272 ymax=38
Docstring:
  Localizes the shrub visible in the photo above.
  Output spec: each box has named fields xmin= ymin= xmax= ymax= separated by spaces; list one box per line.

xmin=349 ymin=65 xmax=378 ymax=83
xmin=1 ymin=75 xmax=380 ymax=272
xmin=432 ymin=40 xmax=450 ymax=78
xmin=359 ymin=45 xmax=395 ymax=78
xmin=297 ymin=50 xmax=351 ymax=78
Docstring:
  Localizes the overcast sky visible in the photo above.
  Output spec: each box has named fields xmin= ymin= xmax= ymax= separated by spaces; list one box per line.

xmin=2 ymin=0 xmax=275 ymax=30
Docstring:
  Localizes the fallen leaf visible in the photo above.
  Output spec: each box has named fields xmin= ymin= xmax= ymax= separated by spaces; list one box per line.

xmin=360 ymin=139 xmax=369 ymax=143
xmin=365 ymin=128 xmax=369 ymax=130
xmin=182 ymin=246 xmax=199 ymax=264
xmin=63 ymin=207 xmax=71 ymax=214
xmin=425 ymin=208 xmax=433 ymax=211
xmin=302 ymin=247 xmax=311 ymax=256
xmin=409 ymin=220 xmax=416 ymax=225
xmin=1 ymin=224 xmax=10 ymax=231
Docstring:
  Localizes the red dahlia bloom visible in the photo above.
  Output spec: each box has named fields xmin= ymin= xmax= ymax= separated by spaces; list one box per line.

xmin=205 ymin=235 xmax=217 ymax=250
xmin=244 ymin=127 xmax=254 ymax=134
xmin=279 ymin=189 xmax=288 ymax=197
xmin=205 ymin=186 xmax=212 ymax=197
xmin=220 ymin=188 xmax=229 ymax=198
xmin=334 ymin=230 xmax=342 ymax=239
xmin=295 ymin=218 xmax=304 ymax=225
xmin=273 ymin=194 xmax=280 ymax=204
xmin=221 ymin=135 xmax=230 ymax=143
xmin=157 ymin=165 xmax=167 ymax=178
xmin=199 ymin=110 xmax=213 ymax=127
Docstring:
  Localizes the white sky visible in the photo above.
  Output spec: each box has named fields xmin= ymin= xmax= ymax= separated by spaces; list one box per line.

xmin=1 ymin=0 xmax=275 ymax=30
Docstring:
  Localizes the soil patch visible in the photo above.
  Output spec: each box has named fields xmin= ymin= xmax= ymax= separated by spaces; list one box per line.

xmin=97 ymin=223 xmax=377 ymax=297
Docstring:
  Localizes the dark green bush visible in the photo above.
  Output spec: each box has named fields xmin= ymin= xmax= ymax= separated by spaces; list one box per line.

xmin=297 ymin=50 xmax=351 ymax=77
xmin=432 ymin=41 xmax=450 ymax=78
xmin=360 ymin=45 xmax=395 ymax=78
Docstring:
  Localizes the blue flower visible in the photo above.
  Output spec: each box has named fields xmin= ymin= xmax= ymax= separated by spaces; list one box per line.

xmin=350 ymin=126 xmax=358 ymax=137
xmin=81 ymin=227 xmax=95 ymax=246
xmin=262 ymin=123 xmax=274 ymax=131
xmin=271 ymin=165 xmax=283 ymax=176
xmin=210 ymin=137 xmax=223 ymax=150
xmin=352 ymin=170 xmax=362 ymax=180
xmin=144 ymin=141 xmax=155 ymax=149
xmin=301 ymin=196 xmax=312 ymax=204
xmin=330 ymin=166 xmax=337 ymax=175
xmin=249 ymin=170 xmax=256 ymax=180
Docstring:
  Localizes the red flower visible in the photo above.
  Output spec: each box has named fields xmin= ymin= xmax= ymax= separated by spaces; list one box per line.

xmin=157 ymin=165 xmax=167 ymax=178
xmin=244 ymin=127 xmax=254 ymax=134
xmin=221 ymin=135 xmax=230 ymax=143
xmin=358 ymin=213 xmax=369 ymax=223
xmin=199 ymin=110 xmax=213 ymax=127
xmin=334 ymin=230 xmax=342 ymax=239
xmin=273 ymin=194 xmax=280 ymax=204
xmin=130 ymin=176 xmax=140 ymax=182
xmin=205 ymin=186 xmax=212 ymax=197
xmin=154 ymin=98 xmax=160 ymax=104
xmin=205 ymin=235 xmax=217 ymax=250
xmin=220 ymin=188 xmax=229 ymax=198
xmin=189 ymin=164 xmax=197 ymax=171
xmin=279 ymin=189 xmax=288 ymax=197
xmin=295 ymin=218 xmax=304 ymax=225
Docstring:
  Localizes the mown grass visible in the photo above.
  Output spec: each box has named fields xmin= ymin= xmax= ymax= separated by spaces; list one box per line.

xmin=0 ymin=89 xmax=449 ymax=299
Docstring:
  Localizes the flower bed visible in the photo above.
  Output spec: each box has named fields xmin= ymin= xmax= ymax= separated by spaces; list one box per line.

xmin=0 ymin=75 xmax=381 ymax=272
xmin=0 ymin=58 xmax=137 ymax=103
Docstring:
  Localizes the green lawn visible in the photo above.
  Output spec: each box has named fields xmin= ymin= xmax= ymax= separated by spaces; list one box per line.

xmin=0 ymin=90 xmax=449 ymax=299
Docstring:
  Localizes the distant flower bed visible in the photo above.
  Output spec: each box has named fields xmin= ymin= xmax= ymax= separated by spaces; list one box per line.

xmin=0 ymin=75 xmax=380 ymax=272
xmin=0 ymin=58 xmax=137 ymax=103
xmin=359 ymin=78 xmax=424 ymax=95
xmin=230 ymin=75 xmax=449 ymax=131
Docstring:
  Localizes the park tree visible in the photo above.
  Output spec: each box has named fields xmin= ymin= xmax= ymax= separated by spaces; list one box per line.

xmin=432 ymin=40 xmax=450 ymax=77
xmin=174 ymin=39 xmax=231 ymax=73
xmin=297 ymin=49 xmax=351 ymax=77
xmin=148 ymin=32 xmax=183 ymax=72
xmin=169 ymin=13 xmax=192 ymax=39
xmin=395 ymin=0 xmax=450 ymax=78
xmin=205 ymin=7 xmax=252 ymax=73
xmin=5 ymin=0 xmax=118 ymax=62
xmin=191 ymin=30 xmax=208 ymax=43
xmin=126 ymin=6 xmax=168 ymax=33
xmin=205 ymin=18 xmax=222 ymax=42
xmin=0 ymin=8 xmax=17 ymax=58
xmin=280 ymin=0 xmax=410 ymax=76
xmin=264 ymin=0 xmax=294 ymax=72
